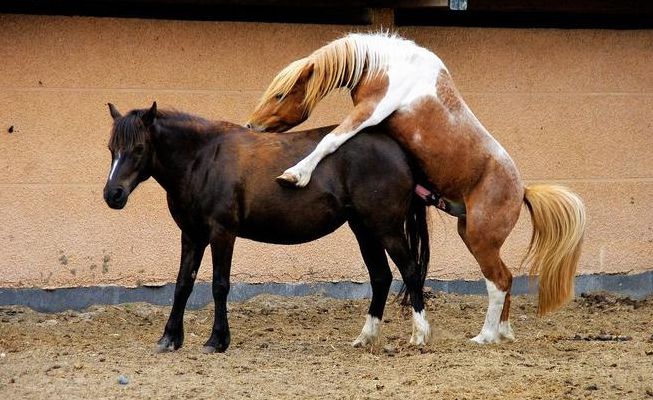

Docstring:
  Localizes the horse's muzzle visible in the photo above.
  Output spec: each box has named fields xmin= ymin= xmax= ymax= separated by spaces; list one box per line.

xmin=245 ymin=122 xmax=265 ymax=132
xmin=245 ymin=120 xmax=292 ymax=133
xmin=104 ymin=185 xmax=129 ymax=210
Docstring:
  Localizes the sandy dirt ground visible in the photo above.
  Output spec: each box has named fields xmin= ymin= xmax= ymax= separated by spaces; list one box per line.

xmin=1 ymin=291 xmax=652 ymax=399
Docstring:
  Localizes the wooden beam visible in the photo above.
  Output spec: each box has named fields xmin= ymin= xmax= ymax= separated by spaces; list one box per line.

xmin=467 ymin=0 xmax=653 ymax=14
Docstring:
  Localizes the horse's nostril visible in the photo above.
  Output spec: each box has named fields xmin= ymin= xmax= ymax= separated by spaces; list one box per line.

xmin=245 ymin=123 xmax=252 ymax=129
xmin=112 ymin=188 xmax=124 ymax=202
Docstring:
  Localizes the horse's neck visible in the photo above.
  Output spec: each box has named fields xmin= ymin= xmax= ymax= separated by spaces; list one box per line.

xmin=149 ymin=120 xmax=216 ymax=191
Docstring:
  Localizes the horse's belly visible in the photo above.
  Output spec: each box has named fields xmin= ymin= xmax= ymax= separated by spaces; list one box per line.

xmin=237 ymin=194 xmax=347 ymax=245
xmin=238 ymin=215 xmax=346 ymax=245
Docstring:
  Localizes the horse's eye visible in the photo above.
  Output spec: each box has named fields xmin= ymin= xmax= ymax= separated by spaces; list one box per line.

xmin=133 ymin=145 xmax=145 ymax=156
xmin=274 ymin=93 xmax=283 ymax=100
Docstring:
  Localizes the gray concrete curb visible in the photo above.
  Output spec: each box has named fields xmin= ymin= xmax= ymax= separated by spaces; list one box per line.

xmin=0 ymin=271 xmax=651 ymax=313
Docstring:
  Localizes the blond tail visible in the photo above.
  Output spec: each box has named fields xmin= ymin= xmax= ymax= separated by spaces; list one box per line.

xmin=523 ymin=185 xmax=587 ymax=316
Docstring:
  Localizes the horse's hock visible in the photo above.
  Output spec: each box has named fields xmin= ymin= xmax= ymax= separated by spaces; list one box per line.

xmin=0 ymin=12 xmax=651 ymax=298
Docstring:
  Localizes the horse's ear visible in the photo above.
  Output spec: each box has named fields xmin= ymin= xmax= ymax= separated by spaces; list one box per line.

xmin=141 ymin=101 xmax=157 ymax=127
xmin=108 ymin=103 xmax=122 ymax=120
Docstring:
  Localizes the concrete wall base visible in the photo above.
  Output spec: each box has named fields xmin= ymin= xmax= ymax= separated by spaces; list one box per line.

xmin=1 ymin=272 xmax=651 ymax=313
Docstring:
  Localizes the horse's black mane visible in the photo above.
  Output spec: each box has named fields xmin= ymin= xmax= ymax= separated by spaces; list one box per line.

xmin=109 ymin=108 xmax=215 ymax=151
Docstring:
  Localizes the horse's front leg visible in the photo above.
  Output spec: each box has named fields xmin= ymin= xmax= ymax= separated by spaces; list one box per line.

xmin=202 ymin=232 xmax=236 ymax=353
xmin=277 ymin=99 xmax=393 ymax=187
xmin=157 ymin=233 xmax=207 ymax=352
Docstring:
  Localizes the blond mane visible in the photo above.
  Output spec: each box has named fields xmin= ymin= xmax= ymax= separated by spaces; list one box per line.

xmin=258 ymin=33 xmax=402 ymax=116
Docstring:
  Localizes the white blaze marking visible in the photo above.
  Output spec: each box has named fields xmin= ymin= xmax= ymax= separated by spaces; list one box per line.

xmin=109 ymin=151 xmax=121 ymax=181
xmin=471 ymin=278 xmax=507 ymax=344
xmin=352 ymin=314 xmax=380 ymax=347
xmin=410 ymin=309 xmax=431 ymax=346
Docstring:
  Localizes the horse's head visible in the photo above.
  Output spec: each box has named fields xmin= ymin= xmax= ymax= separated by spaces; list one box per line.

xmin=246 ymin=60 xmax=314 ymax=133
xmin=103 ymin=102 xmax=156 ymax=210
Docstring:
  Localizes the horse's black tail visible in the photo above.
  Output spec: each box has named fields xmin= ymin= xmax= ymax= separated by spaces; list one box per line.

xmin=398 ymin=194 xmax=431 ymax=306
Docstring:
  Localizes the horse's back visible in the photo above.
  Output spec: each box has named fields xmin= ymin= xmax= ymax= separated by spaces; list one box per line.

xmin=230 ymin=126 xmax=414 ymax=243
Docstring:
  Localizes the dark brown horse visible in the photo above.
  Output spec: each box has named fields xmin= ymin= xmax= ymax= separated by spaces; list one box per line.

xmin=103 ymin=102 xmax=431 ymax=353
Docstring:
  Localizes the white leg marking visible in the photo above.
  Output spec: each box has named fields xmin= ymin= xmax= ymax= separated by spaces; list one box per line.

xmin=283 ymin=132 xmax=356 ymax=187
xmin=409 ymin=309 xmax=431 ymax=346
xmin=471 ymin=279 xmax=508 ymax=344
xmin=108 ymin=151 xmax=121 ymax=181
xmin=499 ymin=320 xmax=515 ymax=342
xmin=352 ymin=314 xmax=381 ymax=348
xmin=285 ymin=87 xmax=404 ymax=187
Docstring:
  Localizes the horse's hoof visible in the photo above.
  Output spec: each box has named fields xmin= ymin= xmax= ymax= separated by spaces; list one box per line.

xmin=202 ymin=343 xmax=228 ymax=353
xmin=154 ymin=336 xmax=177 ymax=353
xmin=155 ymin=334 xmax=182 ymax=353
xmin=203 ymin=335 xmax=230 ymax=353
xmin=470 ymin=336 xmax=488 ymax=344
xmin=154 ymin=343 xmax=174 ymax=353
xmin=409 ymin=333 xmax=429 ymax=347
xmin=275 ymin=172 xmax=299 ymax=187
xmin=201 ymin=345 xmax=216 ymax=354
xmin=470 ymin=333 xmax=501 ymax=345
xmin=352 ymin=334 xmax=378 ymax=348
xmin=471 ymin=329 xmax=515 ymax=344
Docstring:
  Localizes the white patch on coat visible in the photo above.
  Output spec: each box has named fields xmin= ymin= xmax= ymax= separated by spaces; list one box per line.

xmin=281 ymin=35 xmax=448 ymax=187
xmin=352 ymin=314 xmax=380 ymax=348
xmin=410 ymin=309 xmax=431 ymax=346
xmin=499 ymin=320 xmax=515 ymax=342
xmin=471 ymin=279 xmax=508 ymax=344
xmin=108 ymin=151 xmax=121 ymax=181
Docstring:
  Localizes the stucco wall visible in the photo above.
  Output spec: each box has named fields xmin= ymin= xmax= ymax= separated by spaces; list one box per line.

xmin=0 ymin=14 xmax=651 ymax=289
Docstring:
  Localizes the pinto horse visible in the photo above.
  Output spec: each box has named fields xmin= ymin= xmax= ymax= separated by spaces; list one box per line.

xmin=103 ymin=102 xmax=432 ymax=352
xmin=247 ymin=32 xmax=587 ymax=344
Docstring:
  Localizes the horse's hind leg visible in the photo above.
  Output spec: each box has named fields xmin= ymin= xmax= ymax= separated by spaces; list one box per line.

xmin=460 ymin=181 xmax=523 ymax=344
xmin=381 ymin=234 xmax=431 ymax=346
xmin=349 ymin=220 xmax=393 ymax=348
xmin=157 ymin=233 xmax=207 ymax=352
